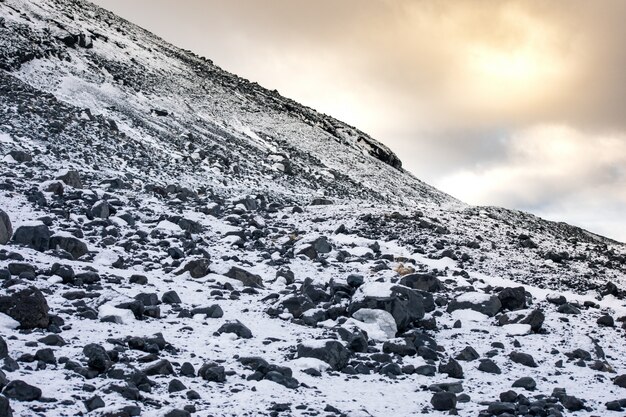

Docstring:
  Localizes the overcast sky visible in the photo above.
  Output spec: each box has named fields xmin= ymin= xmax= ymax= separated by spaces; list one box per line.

xmin=91 ymin=0 xmax=626 ymax=242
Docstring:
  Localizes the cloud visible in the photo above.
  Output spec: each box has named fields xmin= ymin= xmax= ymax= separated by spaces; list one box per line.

xmin=436 ymin=125 xmax=626 ymax=240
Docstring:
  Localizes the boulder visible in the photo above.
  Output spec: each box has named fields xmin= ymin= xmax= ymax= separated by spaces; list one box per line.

xmin=49 ymin=235 xmax=88 ymax=259
xmin=400 ymin=273 xmax=443 ymax=292
xmin=2 ymin=380 xmax=41 ymax=401
xmin=0 ymin=287 xmax=49 ymax=329
xmin=498 ymin=286 xmax=527 ymax=310
xmin=177 ymin=258 xmax=210 ymax=278
xmin=224 ymin=266 xmax=264 ymax=288
xmin=348 ymin=283 xmax=426 ymax=331
xmin=296 ymin=340 xmax=349 ymax=370
xmin=217 ymin=320 xmax=253 ymax=339
xmin=56 ymin=170 xmax=82 ymax=188
xmin=431 ymin=391 xmax=457 ymax=411
xmin=12 ymin=223 xmax=51 ymax=252
xmin=0 ymin=209 xmax=11 ymax=245
xmin=447 ymin=292 xmax=501 ymax=317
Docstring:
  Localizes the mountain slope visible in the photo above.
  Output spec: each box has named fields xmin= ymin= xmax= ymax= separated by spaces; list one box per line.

xmin=0 ymin=0 xmax=625 ymax=416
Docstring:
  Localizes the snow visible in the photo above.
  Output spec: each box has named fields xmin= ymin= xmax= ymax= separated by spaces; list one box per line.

xmin=456 ymin=291 xmax=492 ymax=303
xmin=349 ymin=308 xmax=397 ymax=340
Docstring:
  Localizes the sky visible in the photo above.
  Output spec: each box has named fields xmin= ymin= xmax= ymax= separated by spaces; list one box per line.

xmin=91 ymin=0 xmax=626 ymax=242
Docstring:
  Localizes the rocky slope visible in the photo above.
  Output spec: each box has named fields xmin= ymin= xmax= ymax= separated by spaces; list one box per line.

xmin=0 ymin=0 xmax=625 ymax=416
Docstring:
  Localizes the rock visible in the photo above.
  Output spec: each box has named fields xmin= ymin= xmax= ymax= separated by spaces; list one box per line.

xmin=614 ymin=374 xmax=626 ymax=388
xmin=7 ymin=151 xmax=31 ymax=163
xmin=478 ymin=359 xmax=501 ymax=374
xmin=83 ymin=344 xmax=112 ymax=373
xmin=400 ymin=273 xmax=443 ymax=292
xmin=561 ymin=395 xmax=585 ymax=411
xmin=447 ymin=292 xmax=502 ymax=317
xmin=348 ymin=284 xmax=426 ymax=331
xmin=143 ymin=359 xmax=174 ymax=376
xmin=0 ymin=209 xmax=11 ymax=245
xmin=597 ymin=314 xmax=614 ymax=327
xmin=487 ymin=402 xmax=516 ymax=415
xmin=498 ymin=286 xmax=527 ymax=310
xmin=162 ymin=291 xmax=182 ymax=304
xmin=38 ymin=334 xmax=65 ymax=346
xmin=0 ymin=395 xmax=11 ymax=417
xmin=224 ymin=266 xmax=264 ymax=288
xmin=84 ymin=395 xmax=105 ymax=412
xmin=178 ymin=258 xmax=210 ymax=278
xmin=164 ymin=410 xmax=191 ymax=417
xmin=296 ymin=340 xmax=349 ymax=370
xmin=49 ymin=235 xmax=88 ymax=259
xmin=520 ymin=309 xmax=545 ymax=333
xmin=346 ymin=274 xmax=364 ymax=288
xmin=0 ymin=336 xmax=7 ymax=359
xmin=198 ymin=362 xmax=226 ymax=382
xmin=455 ymin=346 xmax=479 ymax=361
xmin=12 ymin=223 xmax=51 ymax=252
xmin=431 ymin=391 xmax=457 ymax=411
xmin=90 ymin=200 xmax=111 ymax=219
xmin=168 ymin=379 xmax=186 ymax=393
xmin=0 ymin=287 xmax=49 ymax=329
xmin=56 ymin=170 xmax=82 ymax=188
xmin=509 ymin=352 xmax=538 ymax=368
xmin=2 ymin=380 xmax=41 ymax=401
xmin=217 ymin=320 xmax=253 ymax=339
xmin=439 ymin=358 xmax=464 ymax=379
xmin=512 ymin=376 xmax=536 ymax=390
xmin=557 ymin=303 xmax=581 ymax=315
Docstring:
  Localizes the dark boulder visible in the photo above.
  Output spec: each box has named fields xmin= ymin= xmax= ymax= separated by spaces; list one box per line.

xmin=0 ymin=287 xmax=49 ymax=329
xmin=498 ymin=286 xmax=527 ymax=310
xmin=177 ymin=258 xmax=210 ymax=278
xmin=198 ymin=362 xmax=225 ymax=382
xmin=224 ymin=266 xmax=264 ymax=288
xmin=296 ymin=340 xmax=349 ymax=371
xmin=12 ymin=223 xmax=51 ymax=252
xmin=447 ymin=292 xmax=501 ymax=317
xmin=2 ymin=380 xmax=41 ymax=401
xmin=347 ymin=284 xmax=426 ymax=331
xmin=0 ymin=209 xmax=11 ymax=245
xmin=509 ymin=351 xmax=538 ymax=368
xmin=400 ymin=273 xmax=443 ymax=292
xmin=431 ymin=391 xmax=457 ymax=411
xmin=56 ymin=170 xmax=82 ymax=188
xmin=217 ymin=320 xmax=253 ymax=339
xmin=49 ymin=235 xmax=88 ymax=259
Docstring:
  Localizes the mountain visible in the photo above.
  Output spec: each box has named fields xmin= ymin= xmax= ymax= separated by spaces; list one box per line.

xmin=0 ymin=0 xmax=625 ymax=416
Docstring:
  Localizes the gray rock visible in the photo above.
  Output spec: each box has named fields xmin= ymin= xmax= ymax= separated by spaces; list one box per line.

xmin=447 ymin=293 xmax=502 ymax=317
xmin=224 ymin=266 xmax=264 ymax=288
xmin=2 ymin=380 xmax=41 ymax=401
xmin=12 ymin=223 xmax=51 ymax=252
xmin=400 ymin=273 xmax=443 ymax=292
xmin=217 ymin=320 xmax=253 ymax=339
xmin=0 ymin=209 xmax=11 ymax=245
xmin=296 ymin=340 xmax=349 ymax=370
xmin=509 ymin=351 xmax=538 ymax=368
xmin=49 ymin=235 xmax=88 ymax=259
xmin=431 ymin=391 xmax=457 ymax=411
xmin=56 ymin=170 xmax=82 ymax=188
